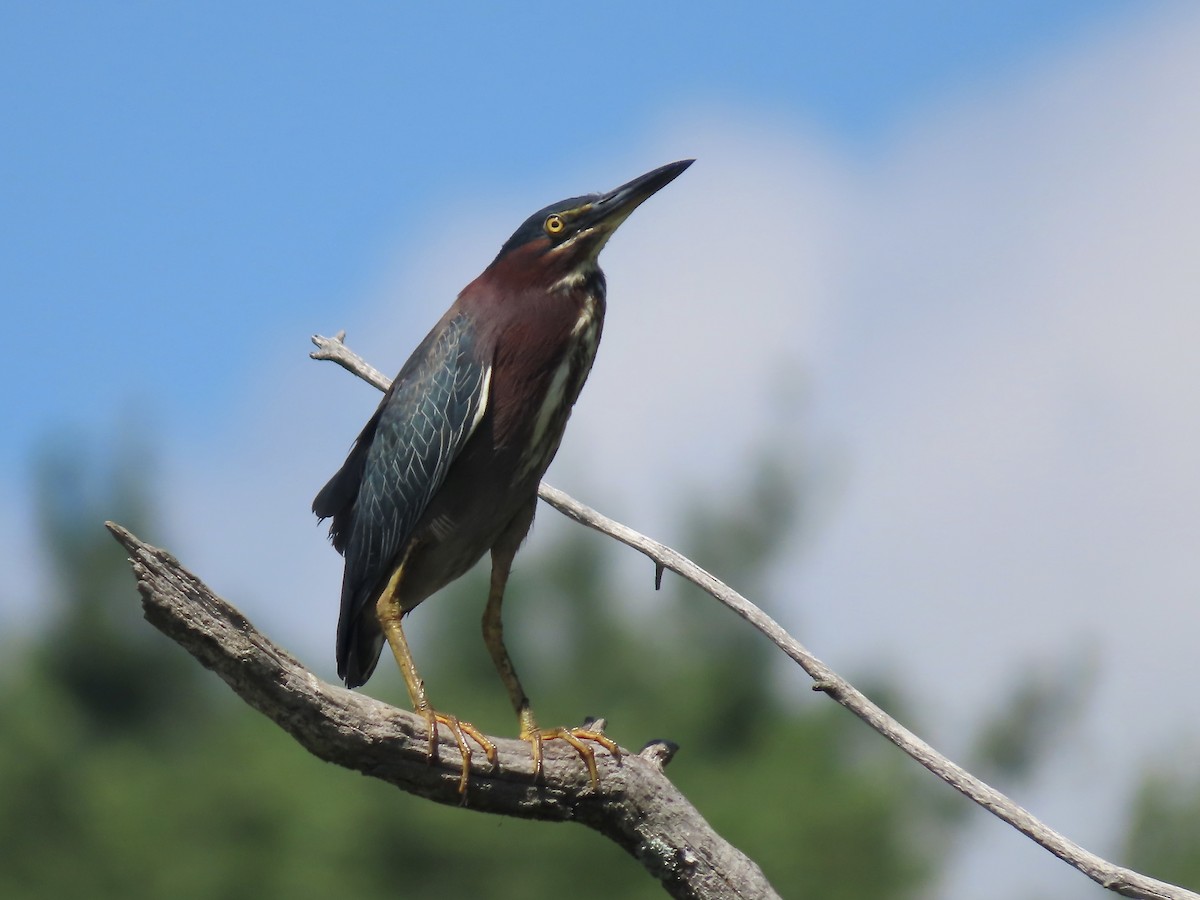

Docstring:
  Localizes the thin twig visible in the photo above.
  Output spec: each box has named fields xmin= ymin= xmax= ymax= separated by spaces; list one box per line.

xmin=311 ymin=330 xmax=1199 ymax=900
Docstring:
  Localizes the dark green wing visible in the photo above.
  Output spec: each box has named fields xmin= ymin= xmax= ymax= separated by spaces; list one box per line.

xmin=313 ymin=313 xmax=490 ymax=685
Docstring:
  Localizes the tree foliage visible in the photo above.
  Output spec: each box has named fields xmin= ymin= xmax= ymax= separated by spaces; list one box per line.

xmin=1123 ymin=754 xmax=1200 ymax=893
xmin=0 ymin=432 xmax=1132 ymax=898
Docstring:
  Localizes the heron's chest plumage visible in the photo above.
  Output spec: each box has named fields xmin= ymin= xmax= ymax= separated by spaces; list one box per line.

xmin=492 ymin=287 xmax=605 ymax=480
xmin=398 ymin=286 xmax=605 ymax=600
xmin=528 ymin=295 xmax=601 ymax=448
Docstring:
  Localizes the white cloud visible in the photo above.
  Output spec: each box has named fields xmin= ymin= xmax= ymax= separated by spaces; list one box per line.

xmin=799 ymin=6 xmax=1200 ymax=896
xmin=161 ymin=4 xmax=1200 ymax=896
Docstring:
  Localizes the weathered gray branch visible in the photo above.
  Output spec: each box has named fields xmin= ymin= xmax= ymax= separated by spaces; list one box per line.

xmin=105 ymin=521 xmax=776 ymax=900
xmin=309 ymin=330 xmax=1200 ymax=900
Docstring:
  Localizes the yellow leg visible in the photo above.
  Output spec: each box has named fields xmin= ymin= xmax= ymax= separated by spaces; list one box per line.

xmin=376 ymin=587 xmax=497 ymax=795
xmin=483 ymin=544 xmax=620 ymax=788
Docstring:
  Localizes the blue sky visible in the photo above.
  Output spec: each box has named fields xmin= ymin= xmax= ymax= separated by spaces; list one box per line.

xmin=2 ymin=1 xmax=1134 ymax=472
xmin=8 ymin=6 xmax=1200 ymax=897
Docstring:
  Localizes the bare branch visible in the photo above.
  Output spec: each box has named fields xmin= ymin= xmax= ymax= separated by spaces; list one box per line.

xmin=311 ymin=330 xmax=390 ymax=392
xmin=537 ymin=487 xmax=1197 ymax=900
xmin=105 ymin=522 xmax=777 ymax=900
xmin=311 ymin=330 xmax=1200 ymax=900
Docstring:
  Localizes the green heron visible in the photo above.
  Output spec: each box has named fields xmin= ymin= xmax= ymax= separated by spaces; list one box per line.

xmin=314 ymin=159 xmax=693 ymax=793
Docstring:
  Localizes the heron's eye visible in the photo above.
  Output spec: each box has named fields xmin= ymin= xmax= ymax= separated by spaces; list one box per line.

xmin=544 ymin=214 xmax=565 ymax=235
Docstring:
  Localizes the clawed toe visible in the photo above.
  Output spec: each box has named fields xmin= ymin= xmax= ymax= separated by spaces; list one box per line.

xmin=422 ymin=708 xmax=498 ymax=796
xmin=525 ymin=725 xmax=622 ymax=788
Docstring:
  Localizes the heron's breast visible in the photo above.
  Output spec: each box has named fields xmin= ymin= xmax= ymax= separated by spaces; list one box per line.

xmin=519 ymin=296 xmax=603 ymax=477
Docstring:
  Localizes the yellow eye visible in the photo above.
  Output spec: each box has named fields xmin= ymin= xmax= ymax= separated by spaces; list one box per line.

xmin=544 ymin=214 xmax=565 ymax=235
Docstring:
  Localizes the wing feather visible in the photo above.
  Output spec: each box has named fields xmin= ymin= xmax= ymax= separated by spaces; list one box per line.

xmin=312 ymin=313 xmax=490 ymax=684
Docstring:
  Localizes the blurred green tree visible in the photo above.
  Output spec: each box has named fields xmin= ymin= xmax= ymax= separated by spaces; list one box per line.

xmin=0 ymin=430 xmax=1067 ymax=899
xmin=1121 ymin=752 xmax=1200 ymax=892
xmin=28 ymin=432 xmax=206 ymax=736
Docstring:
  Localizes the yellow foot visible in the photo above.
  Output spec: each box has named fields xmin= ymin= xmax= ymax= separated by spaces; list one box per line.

xmin=421 ymin=708 xmax=499 ymax=796
xmin=524 ymin=725 xmax=622 ymax=789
